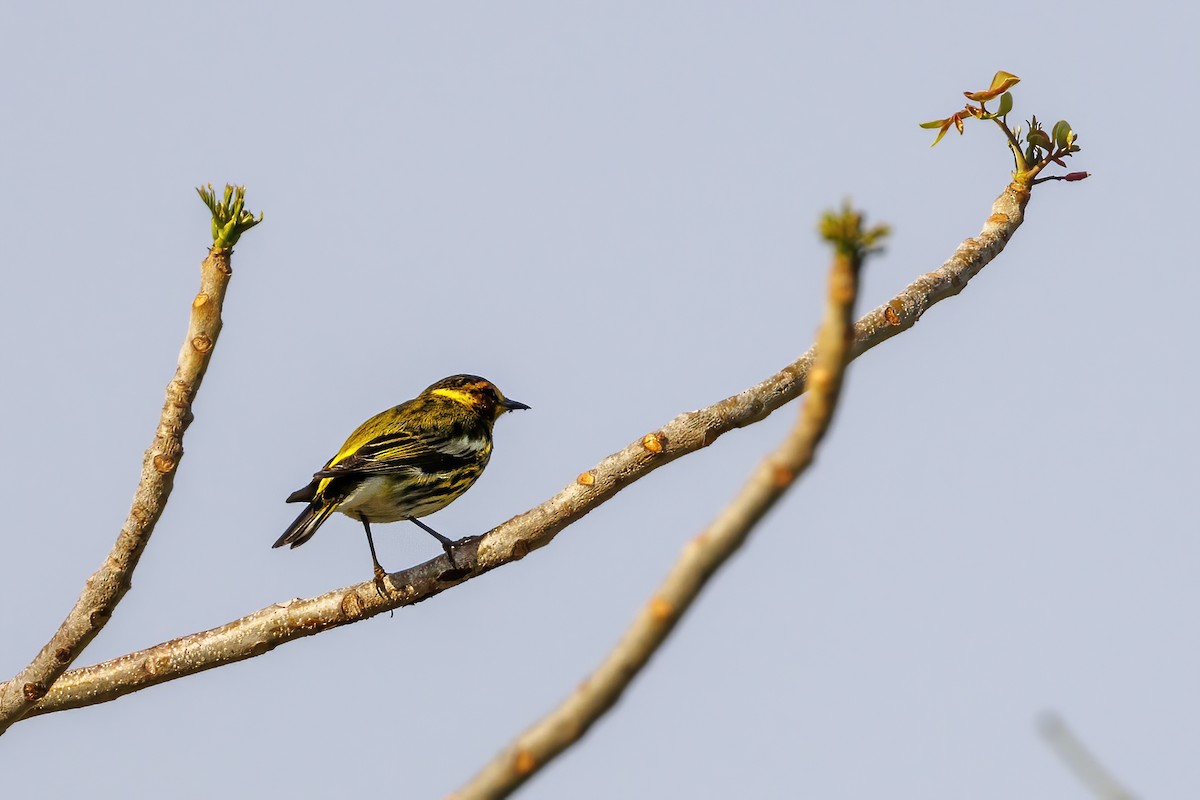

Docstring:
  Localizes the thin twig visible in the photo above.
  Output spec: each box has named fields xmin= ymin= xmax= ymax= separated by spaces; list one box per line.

xmin=0 ymin=245 xmax=237 ymax=733
xmin=452 ymin=212 xmax=870 ymax=799
xmin=1040 ymin=712 xmax=1137 ymax=800
xmin=5 ymin=180 xmax=1031 ymax=721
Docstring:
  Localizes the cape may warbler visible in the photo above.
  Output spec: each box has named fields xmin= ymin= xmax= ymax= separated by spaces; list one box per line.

xmin=274 ymin=374 xmax=529 ymax=583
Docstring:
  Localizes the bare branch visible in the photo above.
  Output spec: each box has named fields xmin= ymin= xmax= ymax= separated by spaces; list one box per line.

xmin=7 ymin=180 xmax=1030 ymax=720
xmin=0 ymin=245 xmax=237 ymax=733
xmin=453 ymin=206 xmax=873 ymax=799
xmin=1040 ymin=712 xmax=1137 ymax=800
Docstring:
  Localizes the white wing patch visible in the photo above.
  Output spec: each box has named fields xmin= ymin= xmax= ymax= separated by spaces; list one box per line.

xmin=438 ymin=435 xmax=489 ymax=456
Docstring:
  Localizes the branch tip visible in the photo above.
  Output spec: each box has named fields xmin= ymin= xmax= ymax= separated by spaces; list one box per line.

xmin=819 ymin=201 xmax=890 ymax=266
xmin=197 ymin=183 xmax=263 ymax=250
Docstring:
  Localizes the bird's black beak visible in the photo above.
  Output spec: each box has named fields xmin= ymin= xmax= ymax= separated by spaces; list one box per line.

xmin=502 ymin=398 xmax=531 ymax=411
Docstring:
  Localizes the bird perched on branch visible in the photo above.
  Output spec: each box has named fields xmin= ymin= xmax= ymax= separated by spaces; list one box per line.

xmin=274 ymin=374 xmax=529 ymax=589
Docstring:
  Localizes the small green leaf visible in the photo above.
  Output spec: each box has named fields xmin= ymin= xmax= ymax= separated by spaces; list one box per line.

xmin=1051 ymin=120 xmax=1072 ymax=149
xmin=1027 ymin=129 xmax=1052 ymax=150
xmin=997 ymin=91 xmax=1013 ymax=117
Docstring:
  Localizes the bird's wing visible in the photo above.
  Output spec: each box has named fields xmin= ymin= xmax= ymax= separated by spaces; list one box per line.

xmin=314 ymin=426 xmax=488 ymax=479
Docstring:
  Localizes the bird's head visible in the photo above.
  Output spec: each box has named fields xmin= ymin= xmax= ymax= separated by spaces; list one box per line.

xmin=425 ymin=374 xmax=531 ymax=421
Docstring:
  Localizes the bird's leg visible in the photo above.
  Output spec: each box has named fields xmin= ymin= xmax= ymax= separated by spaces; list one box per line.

xmin=407 ymin=517 xmax=459 ymax=568
xmin=360 ymin=515 xmax=389 ymax=599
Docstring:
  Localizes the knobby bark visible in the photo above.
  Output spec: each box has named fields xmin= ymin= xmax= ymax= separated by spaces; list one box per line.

xmin=0 ymin=247 xmax=236 ymax=733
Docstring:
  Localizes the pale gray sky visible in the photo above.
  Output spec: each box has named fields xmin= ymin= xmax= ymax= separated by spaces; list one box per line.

xmin=2 ymin=3 xmax=1197 ymax=798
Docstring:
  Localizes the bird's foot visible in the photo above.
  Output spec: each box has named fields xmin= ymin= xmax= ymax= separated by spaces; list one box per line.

xmin=372 ymin=566 xmax=389 ymax=600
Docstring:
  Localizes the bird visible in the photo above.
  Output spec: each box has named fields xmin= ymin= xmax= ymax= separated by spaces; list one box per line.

xmin=274 ymin=374 xmax=529 ymax=588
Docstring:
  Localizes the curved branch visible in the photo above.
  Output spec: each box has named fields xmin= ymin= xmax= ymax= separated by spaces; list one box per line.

xmin=0 ymin=245 xmax=238 ymax=733
xmin=454 ymin=212 xmax=869 ymax=799
xmin=8 ymin=180 xmax=1030 ymax=720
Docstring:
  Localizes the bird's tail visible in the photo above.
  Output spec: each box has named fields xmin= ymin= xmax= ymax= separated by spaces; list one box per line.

xmin=273 ymin=501 xmax=338 ymax=549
